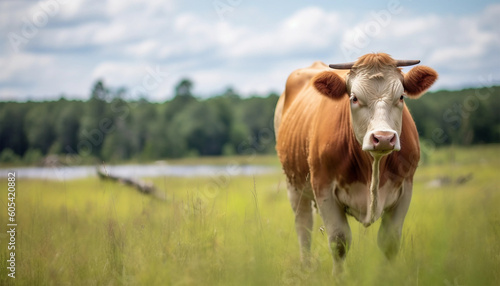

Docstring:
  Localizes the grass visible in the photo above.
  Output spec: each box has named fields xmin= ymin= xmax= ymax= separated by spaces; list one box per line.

xmin=0 ymin=145 xmax=499 ymax=285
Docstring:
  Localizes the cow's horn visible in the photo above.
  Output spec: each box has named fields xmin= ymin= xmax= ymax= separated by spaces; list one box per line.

xmin=329 ymin=62 xmax=355 ymax=69
xmin=395 ymin=60 xmax=420 ymax=67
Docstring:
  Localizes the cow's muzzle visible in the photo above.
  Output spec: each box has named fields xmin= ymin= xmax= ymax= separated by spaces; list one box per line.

xmin=363 ymin=130 xmax=400 ymax=152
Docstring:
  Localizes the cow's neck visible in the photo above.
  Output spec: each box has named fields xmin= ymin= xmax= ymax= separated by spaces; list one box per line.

xmin=365 ymin=154 xmax=382 ymax=227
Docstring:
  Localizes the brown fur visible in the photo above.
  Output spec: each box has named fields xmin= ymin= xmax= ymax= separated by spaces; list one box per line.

xmin=276 ymin=55 xmax=431 ymax=197
xmin=304 ymin=91 xmax=418 ymax=194
xmin=275 ymin=54 xmax=437 ymax=266
xmin=283 ymin=61 xmax=329 ymax=111
xmin=352 ymin=53 xmax=397 ymax=71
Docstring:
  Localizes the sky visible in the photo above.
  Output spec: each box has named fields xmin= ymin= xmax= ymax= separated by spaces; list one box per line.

xmin=1 ymin=0 xmax=499 ymax=101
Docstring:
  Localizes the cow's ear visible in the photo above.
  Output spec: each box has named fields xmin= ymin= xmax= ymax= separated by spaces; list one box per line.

xmin=313 ymin=71 xmax=347 ymax=100
xmin=403 ymin=66 xmax=438 ymax=98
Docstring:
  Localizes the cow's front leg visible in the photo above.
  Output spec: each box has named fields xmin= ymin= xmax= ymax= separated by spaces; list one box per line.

xmin=287 ymin=182 xmax=314 ymax=264
xmin=378 ymin=180 xmax=413 ymax=259
xmin=315 ymin=184 xmax=351 ymax=275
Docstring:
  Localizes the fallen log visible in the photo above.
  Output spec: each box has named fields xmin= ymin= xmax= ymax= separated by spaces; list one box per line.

xmin=96 ymin=166 xmax=165 ymax=200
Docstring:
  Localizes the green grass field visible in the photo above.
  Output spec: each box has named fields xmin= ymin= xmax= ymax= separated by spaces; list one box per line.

xmin=1 ymin=145 xmax=499 ymax=285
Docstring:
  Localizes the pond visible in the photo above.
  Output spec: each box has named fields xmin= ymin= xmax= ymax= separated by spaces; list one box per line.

xmin=0 ymin=163 xmax=280 ymax=181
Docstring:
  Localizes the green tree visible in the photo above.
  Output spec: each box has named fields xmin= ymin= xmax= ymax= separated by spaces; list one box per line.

xmin=23 ymin=148 xmax=43 ymax=164
xmin=23 ymin=103 xmax=56 ymax=154
xmin=130 ymin=98 xmax=158 ymax=157
xmin=0 ymin=102 xmax=29 ymax=156
xmin=174 ymin=101 xmax=226 ymax=155
xmin=164 ymin=78 xmax=197 ymax=122
xmin=0 ymin=148 xmax=21 ymax=163
xmin=55 ymin=101 xmax=83 ymax=154
xmin=236 ymin=93 xmax=279 ymax=154
xmin=78 ymin=80 xmax=111 ymax=158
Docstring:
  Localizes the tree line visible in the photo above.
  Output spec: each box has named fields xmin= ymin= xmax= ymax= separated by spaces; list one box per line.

xmin=0 ymin=79 xmax=499 ymax=165
xmin=0 ymin=79 xmax=278 ymax=164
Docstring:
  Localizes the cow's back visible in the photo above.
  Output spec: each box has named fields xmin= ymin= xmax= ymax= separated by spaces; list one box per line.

xmin=275 ymin=62 xmax=344 ymax=187
xmin=281 ymin=61 xmax=329 ymax=115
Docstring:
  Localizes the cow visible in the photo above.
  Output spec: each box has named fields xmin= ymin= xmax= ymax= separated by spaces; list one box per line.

xmin=274 ymin=53 xmax=438 ymax=274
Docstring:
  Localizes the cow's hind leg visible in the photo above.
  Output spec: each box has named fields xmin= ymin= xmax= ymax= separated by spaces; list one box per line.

xmin=287 ymin=182 xmax=314 ymax=264
xmin=378 ymin=180 xmax=413 ymax=259
xmin=315 ymin=185 xmax=351 ymax=274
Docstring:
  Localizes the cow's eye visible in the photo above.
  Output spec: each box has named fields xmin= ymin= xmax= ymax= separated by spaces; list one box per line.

xmin=399 ymin=94 xmax=405 ymax=102
xmin=350 ymin=95 xmax=358 ymax=103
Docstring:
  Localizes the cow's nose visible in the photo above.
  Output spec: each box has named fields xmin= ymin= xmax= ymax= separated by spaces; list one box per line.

xmin=371 ymin=131 xmax=396 ymax=151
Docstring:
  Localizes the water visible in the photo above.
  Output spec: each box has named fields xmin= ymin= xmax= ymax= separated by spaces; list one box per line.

xmin=0 ymin=163 xmax=279 ymax=181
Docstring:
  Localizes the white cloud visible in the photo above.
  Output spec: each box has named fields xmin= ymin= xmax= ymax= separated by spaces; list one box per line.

xmin=0 ymin=52 xmax=92 ymax=101
xmin=90 ymin=61 xmax=176 ymax=101
xmin=106 ymin=0 xmax=175 ymax=18
xmin=427 ymin=17 xmax=497 ymax=65
xmin=389 ymin=16 xmax=440 ymax=38
xmin=335 ymin=4 xmax=500 ymax=89
xmin=1 ymin=2 xmax=499 ymax=100
xmin=58 ymin=0 xmax=86 ymax=19
xmin=91 ymin=62 xmax=147 ymax=84
xmin=227 ymin=7 xmax=344 ymax=59
xmin=92 ymin=22 xmax=130 ymax=45
xmin=123 ymin=40 xmax=160 ymax=58
xmin=0 ymin=53 xmax=53 ymax=82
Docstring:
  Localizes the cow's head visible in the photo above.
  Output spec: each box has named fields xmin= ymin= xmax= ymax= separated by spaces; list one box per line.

xmin=313 ymin=53 xmax=438 ymax=157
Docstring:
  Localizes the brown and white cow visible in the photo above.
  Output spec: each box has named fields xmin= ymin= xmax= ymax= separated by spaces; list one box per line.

xmin=274 ymin=53 xmax=437 ymax=273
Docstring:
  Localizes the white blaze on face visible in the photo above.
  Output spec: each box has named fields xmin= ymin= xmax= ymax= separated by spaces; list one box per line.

xmin=348 ymin=69 xmax=405 ymax=154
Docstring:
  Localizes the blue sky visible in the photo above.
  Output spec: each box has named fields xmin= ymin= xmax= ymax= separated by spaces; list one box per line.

xmin=1 ymin=0 xmax=499 ymax=101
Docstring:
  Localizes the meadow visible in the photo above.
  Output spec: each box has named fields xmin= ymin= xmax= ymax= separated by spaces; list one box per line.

xmin=0 ymin=145 xmax=499 ymax=285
